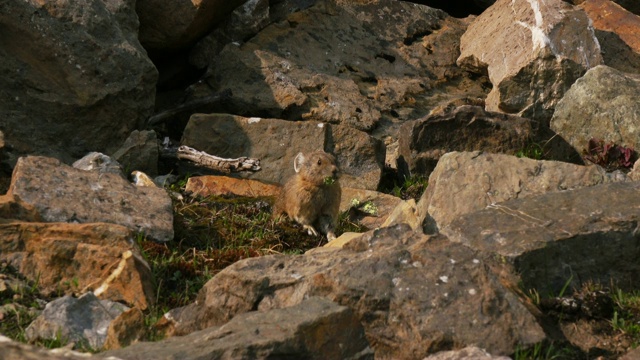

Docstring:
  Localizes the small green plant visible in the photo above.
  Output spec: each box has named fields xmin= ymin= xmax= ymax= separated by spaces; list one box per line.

xmin=513 ymin=341 xmax=575 ymax=360
xmin=389 ymin=175 xmax=428 ymax=200
xmin=516 ymin=142 xmax=544 ymax=160
xmin=610 ymin=287 xmax=640 ymax=345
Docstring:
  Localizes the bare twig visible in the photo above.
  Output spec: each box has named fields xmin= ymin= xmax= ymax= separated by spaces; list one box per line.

xmin=177 ymin=145 xmax=261 ymax=173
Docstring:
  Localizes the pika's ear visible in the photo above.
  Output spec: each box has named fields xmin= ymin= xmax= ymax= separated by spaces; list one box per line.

xmin=293 ymin=152 xmax=306 ymax=173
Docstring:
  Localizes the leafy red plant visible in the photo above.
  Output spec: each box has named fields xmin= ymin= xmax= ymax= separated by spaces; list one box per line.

xmin=583 ymin=138 xmax=637 ymax=172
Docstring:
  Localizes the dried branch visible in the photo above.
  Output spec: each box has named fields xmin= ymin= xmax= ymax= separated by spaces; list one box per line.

xmin=177 ymin=145 xmax=261 ymax=173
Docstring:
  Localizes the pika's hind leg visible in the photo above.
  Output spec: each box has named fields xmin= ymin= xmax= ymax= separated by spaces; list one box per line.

xmin=317 ymin=214 xmax=337 ymax=241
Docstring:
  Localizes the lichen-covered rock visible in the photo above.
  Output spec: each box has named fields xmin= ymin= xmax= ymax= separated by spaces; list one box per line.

xmin=580 ymin=0 xmax=640 ymax=74
xmin=550 ymin=65 xmax=640 ymax=153
xmin=185 ymin=0 xmax=488 ymax=136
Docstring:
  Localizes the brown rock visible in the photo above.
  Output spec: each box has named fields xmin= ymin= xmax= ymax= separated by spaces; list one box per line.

xmin=0 ymin=335 xmax=89 ymax=360
xmin=424 ymin=347 xmax=511 ymax=360
xmin=162 ymin=226 xmax=544 ymax=357
xmin=0 ymin=0 xmax=157 ymax=164
xmin=181 ymin=114 xmax=385 ymax=190
xmin=0 ymin=194 xmax=41 ymax=222
xmin=0 ymin=220 xmax=155 ymax=309
xmin=418 ymin=151 xmax=620 ymax=231
xmin=103 ymin=307 xmax=146 ymax=350
xmin=613 ymin=0 xmax=640 ymax=15
xmin=398 ymin=105 xmax=533 ymax=177
xmin=102 ymin=297 xmax=373 ymax=360
xmin=443 ymin=181 xmax=640 ymax=295
xmin=184 ymin=0 xmax=488 ymax=136
xmin=458 ymin=0 xmax=602 ymax=123
xmin=185 ymin=175 xmax=280 ymax=198
xmin=581 ymin=0 xmax=640 ymax=74
xmin=550 ymin=65 xmax=640 ymax=154
xmin=9 ymin=156 xmax=174 ymax=242
xmin=621 ymin=346 xmax=640 ymax=360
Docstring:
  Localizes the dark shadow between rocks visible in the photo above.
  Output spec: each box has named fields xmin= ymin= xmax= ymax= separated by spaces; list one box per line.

xmin=594 ymin=29 xmax=640 ymax=75
xmin=515 ymin=228 xmax=640 ymax=297
xmin=533 ymin=124 xmax=585 ymax=165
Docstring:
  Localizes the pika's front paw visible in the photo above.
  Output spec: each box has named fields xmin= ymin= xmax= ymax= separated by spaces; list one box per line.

xmin=303 ymin=224 xmax=319 ymax=237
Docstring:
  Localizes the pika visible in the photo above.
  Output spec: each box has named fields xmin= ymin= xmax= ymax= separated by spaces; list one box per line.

xmin=273 ymin=151 xmax=342 ymax=240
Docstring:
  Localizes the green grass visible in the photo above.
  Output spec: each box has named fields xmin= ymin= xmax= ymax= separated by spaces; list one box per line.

xmin=611 ymin=288 xmax=640 ymax=346
xmin=378 ymin=170 xmax=428 ymax=201
xmin=134 ymin=188 xmax=369 ymax=340
xmin=513 ymin=341 xmax=576 ymax=360
xmin=515 ymin=142 xmax=545 ymax=160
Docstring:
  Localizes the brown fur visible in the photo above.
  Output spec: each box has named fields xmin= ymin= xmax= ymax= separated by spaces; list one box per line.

xmin=273 ymin=151 xmax=341 ymax=240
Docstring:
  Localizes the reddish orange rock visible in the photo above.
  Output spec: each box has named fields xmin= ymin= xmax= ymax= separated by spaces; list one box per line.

xmin=185 ymin=175 xmax=280 ymax=198
xmin=0 ymin=220 xmax=155 ymax=310
xmin=581 ymin=0 xmax=640 ymax=52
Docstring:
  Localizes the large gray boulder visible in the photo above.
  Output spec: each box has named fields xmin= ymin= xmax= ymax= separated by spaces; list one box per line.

xmin=551 ymin=65 xmax=640 ymax=153
xmin=0 ymin=0 xmax=157 ymax=164
xmin=101 ymin=297 xmax=373 ymax=360
xmin=8 ymin=156 xmax=173 ymax=242
xmin=181 ymin=114 xmax=385 ymax=190
xmin=443 ymin=181 xmax=640 ymax=295
xmin=457 ymin=0 xmax=602 ymax=123
xmin=161 ymin=226 xmax=544 ymax=358
xmin=26 ymin=293 xmax=129 ymax=350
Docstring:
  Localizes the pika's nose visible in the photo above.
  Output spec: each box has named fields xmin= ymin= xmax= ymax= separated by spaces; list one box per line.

xmin=332 ymin=167 xmax=339 ymax=178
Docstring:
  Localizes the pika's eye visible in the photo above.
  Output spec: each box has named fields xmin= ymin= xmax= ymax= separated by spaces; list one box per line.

xmin=317 ymin=159 xmax=322 ymax=165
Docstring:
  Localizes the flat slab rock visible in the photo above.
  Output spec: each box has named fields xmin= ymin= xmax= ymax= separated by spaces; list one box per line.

xmin=443 ymin=181 xmax=640 ymax=295
xmin=162 ymin=226 xmax=544 ymax=358
xmin=101 ymin=297 xmax=373 ymax=360
xmin=419 ymin=151 xmax=620 ymax=230
xmin=8 ymin=156 xmax=173 ymax=242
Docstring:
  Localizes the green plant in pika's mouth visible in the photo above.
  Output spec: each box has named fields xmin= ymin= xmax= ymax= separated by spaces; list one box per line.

xmin=323 ymin=177 xmax=336 ymax=185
